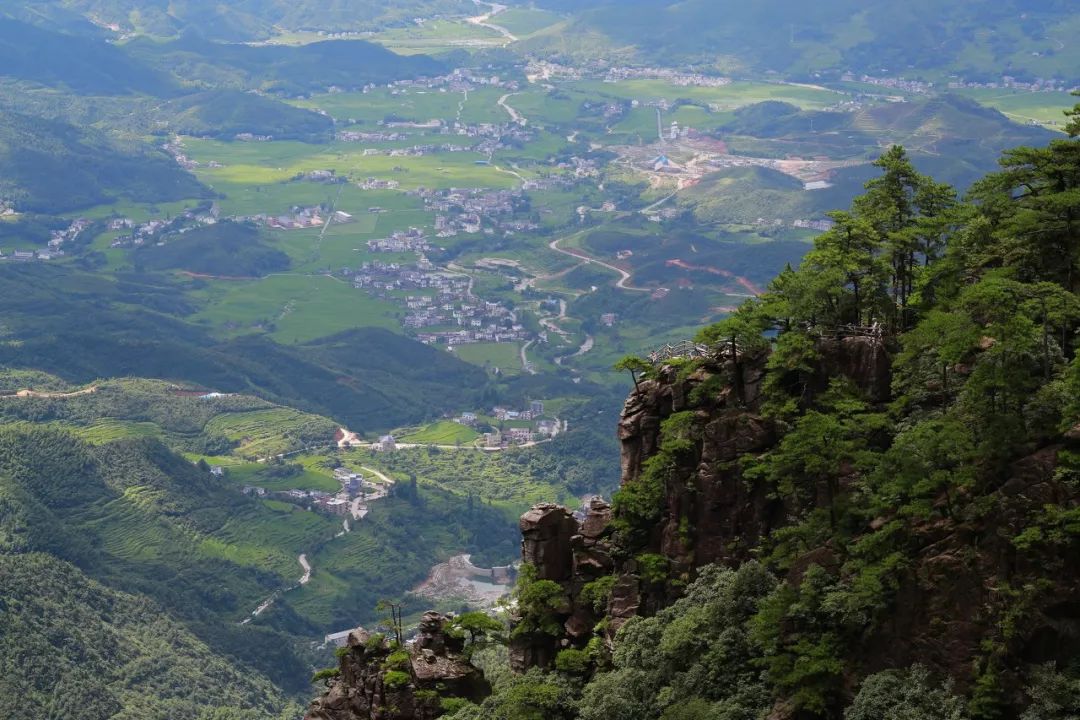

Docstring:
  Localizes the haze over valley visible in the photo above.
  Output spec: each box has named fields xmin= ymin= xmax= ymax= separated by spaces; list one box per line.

xmin=1 ymin=2 xmax=1080 ymax=719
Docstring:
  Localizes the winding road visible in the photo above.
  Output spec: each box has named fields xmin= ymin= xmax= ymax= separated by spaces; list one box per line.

xmin=498 ymin=93 xmax=526 ymax=126
xmin=519 ymin=339 xmax=538 ymax=375
xmin=467 ymin=1 xmax=518 ymax=45
xmin=241 ymin=466 xmax=394 ymax=624
xmin=548 ymin=235 xmax=650 ymax=292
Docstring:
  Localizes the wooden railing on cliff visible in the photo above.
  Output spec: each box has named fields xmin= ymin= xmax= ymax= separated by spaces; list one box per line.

xmin=647 ymin=340 xmax=710 ymax=365
xmin=646 ymin=323 xmax=885 ymax=366
xmin=814 ymin=322 xmax=885 ymax=340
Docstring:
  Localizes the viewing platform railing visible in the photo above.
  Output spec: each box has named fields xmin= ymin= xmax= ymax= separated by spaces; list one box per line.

xmin=647 ymin=340 xmax=710 ymax=365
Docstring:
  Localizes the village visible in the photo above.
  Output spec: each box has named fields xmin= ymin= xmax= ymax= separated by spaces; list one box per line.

xmin=343 ymin=258 xmax=533 ymax=346
xmin=469 ymin=400 xmax=564 ymax=448
xmin=241 ymin=465 xmax=388 ymax=520
xmin=0 ymin=215 xmax=93 ymax=261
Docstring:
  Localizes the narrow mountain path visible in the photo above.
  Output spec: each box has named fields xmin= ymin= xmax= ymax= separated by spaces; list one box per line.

xmin=298 ymin=554 xmax=312 ymax=585
xmin=2 ymin=385 xmax=99 ymax=399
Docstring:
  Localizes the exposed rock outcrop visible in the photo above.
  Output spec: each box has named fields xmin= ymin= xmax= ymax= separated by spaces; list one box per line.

xmin=511 ymin=335 xmax=1080 ymax=714
xmin=305 ymin=613 xmax=489 ymax=720
xmin=510 ymin=498 xmax=614 ymax=670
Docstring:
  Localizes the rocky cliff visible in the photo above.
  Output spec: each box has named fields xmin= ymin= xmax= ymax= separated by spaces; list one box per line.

xmin=306 ymin=612 xmax=489 ymax=720
xmin=511 ymin=336 xmax=1080 ymax=712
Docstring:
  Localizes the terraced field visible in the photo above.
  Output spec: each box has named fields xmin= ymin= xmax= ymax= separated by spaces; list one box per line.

xmin=69 ymin=419 xmax=162 ymax=444
xmin=398 ymin=420 xmax=480 ymax=445
xmin=208 ymin=501 xmax=337 ymax=577
xmin=220 ymin=462 xmax=341 ymax=493
xmin=203 ymin=407 xmax=338 ymax=459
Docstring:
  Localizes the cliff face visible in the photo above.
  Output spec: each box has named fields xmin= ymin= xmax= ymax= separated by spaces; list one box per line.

xmin=512 ymin=337 xmax=1080 ymax=709
xmin=306 ymin=612 xmax=489 ymax=720
xmin=512 ymin=338 xmax=893 ymax=665
xmin=511 ymin=499 xmax=614 ymax=671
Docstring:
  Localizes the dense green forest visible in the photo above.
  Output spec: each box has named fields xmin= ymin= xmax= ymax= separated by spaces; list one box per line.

xmin=0 ymin=20 xmax=176 ymax=96
xmin=160 ymin=90 xmax=335 ymax=141
xmin=0 ymin=553 xmax=303 ymax=720
xmin=428 ymin=102 xmax=1080 ymax=720
xmin=0 ymin=110 xmax=206 ymax=212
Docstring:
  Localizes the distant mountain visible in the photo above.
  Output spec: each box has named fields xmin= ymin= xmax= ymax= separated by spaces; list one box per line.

xmin=0 ymin=110 xmax=206 ymax=213
xmin=16 ymin=0 xmax=474 ymax=40
xmin=529 ymin=0 xmax=1080 ymax=82
xmin=128 ymin=36 xmax=447 ymax=96
xmin=0 ymin=20 xmax=176 ymax=96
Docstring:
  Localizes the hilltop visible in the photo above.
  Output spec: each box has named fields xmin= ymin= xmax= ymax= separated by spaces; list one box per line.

xmin=159 ymin=90 xmax=335 ymax=142
xmin=0 ymin=110 xmax=206 ymax=213
xmin=679 ymin=94 xmax=1057 ymax=225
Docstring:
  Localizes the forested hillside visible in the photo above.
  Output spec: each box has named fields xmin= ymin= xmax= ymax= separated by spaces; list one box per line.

xmin=12 ymin=0 xmax=473 ymax=39
xmin=0 ymin=553 xmax=302 ymax=720
xmin=159 ymin=90 xmax=335 ymax=141
xmin=528 ymin=0 xmax=1080 ymax=81
xmin=0 ymin=110 xmax=206 ymax=213
xmin=0 ymin=265 xmax=497 ymax=432
xmin=127 ymin=37 xmax=447 ymax=96
xmin=0 ymin=20 xmax=176 ymax=95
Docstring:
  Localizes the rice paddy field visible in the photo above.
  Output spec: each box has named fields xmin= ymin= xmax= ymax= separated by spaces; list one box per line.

xmin=293 ymin=87 xmax=509 ymax=126
xmin=451 ymin=341 xmax=523 ymax=374
xmin=190 ymin=274 xmax=403 ymax=343
xmin=181 ymin=136 xmax=518 ymax=192
xmin=957 ymin=88 xmax=1078 ymax=130
xmin=373 ymin=18 xmax=507 ymax=54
